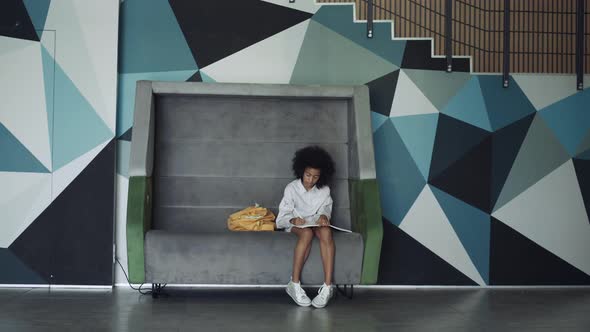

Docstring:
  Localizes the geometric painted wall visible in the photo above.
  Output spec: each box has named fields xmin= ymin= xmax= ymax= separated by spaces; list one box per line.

xmin=115 ymin=0 xmax=314 ymax=283
xmin=116 ymin=0 xmax=590 ymax=286
xmin=0 ymin=0 xmax=118 ymax=285
xmin=374 ymin=75 xmax=590 ymax=285
xmin=1 ymin=0 xmax=583 ymax=285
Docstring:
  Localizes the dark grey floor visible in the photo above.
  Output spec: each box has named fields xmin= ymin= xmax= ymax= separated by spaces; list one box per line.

xmin=0 ymin=286 xmax=589 ymax=331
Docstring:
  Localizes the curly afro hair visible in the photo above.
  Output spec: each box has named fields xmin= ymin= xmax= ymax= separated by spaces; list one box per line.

xmin=292 ymin=146 xmax=335 ymax=188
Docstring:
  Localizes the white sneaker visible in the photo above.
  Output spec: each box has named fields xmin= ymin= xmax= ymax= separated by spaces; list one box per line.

xmin=311 ymin=283 xmax=334 ymax=308
xmin=286 ymin=280 xmax=311 ymax=307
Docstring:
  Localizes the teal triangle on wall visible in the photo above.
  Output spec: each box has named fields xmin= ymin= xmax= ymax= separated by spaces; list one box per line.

xmin=577 ymin=149 xmax=590 ymax=161
xmin=199 ymin=71 xmax=216 ymax=83
xmin=538 ymin=88 xmax=590 ymax=157
xmin=403 ymin=69 xmax=472 ymax=111
xmin=290 ymin=20 xmax=398 ymax=85
xmin=391 ymin=113 xmax=439 ymax=181
xmin=0 ymin=249 xmax=46 ymax=284
xmin=431 ymin=186 xmax=490 ymax=284
xmin=576 ymin=130 xmax=590 ymax=158
xmin=116 ymin=70 xmax=198 ymax=137
xmin=575 ymin=123 xmax=590 ymax=156
xmin=480 ymin=76 xmax=536 ymax=131
xmin=374 ymin=120 xmax=426 ymax=226
xmin=52 ymin=60 xmax=113 ymax=170
xmin=41 ymin=45 xmax=55 ymax=159
xmin=119 ymin=0 xmax=198 ymax=73
xmin=441 ymin=76 xmax=492 ymax=132
xmin=0 ymin=123 xmax=49 ymax=173
xmin=23 ymin=0 xmax=51 ymax=39
xmin=371 ymin=111 xmax=388 ymax=133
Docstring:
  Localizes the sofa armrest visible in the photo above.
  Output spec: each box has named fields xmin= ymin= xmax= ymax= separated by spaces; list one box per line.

xmin=126 ymin=176 xmax=152 ymax=283
xmin=350 ymin=179 xmax=383 ymax=284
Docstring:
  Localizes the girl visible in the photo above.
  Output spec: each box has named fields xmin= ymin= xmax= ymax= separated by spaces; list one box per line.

xmin=276 ymin=146 xmax=336 ymax=308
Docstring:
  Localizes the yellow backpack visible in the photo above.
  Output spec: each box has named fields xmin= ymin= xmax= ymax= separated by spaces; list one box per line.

xmin=227 ymin=205 xmax=276 ymax=231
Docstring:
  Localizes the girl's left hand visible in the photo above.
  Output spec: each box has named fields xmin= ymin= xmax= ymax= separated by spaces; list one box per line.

xmin=318 ymin=215 xmax=330 ymax=227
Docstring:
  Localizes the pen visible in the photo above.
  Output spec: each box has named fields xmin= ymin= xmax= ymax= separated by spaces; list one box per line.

xmin=293 ymin=208 xmax=303 ymax=219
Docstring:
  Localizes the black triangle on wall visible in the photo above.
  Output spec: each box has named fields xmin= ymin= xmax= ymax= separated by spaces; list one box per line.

xmin=118 ymin=127 xmax=132 ymax=141
xmin=430 ymin=136 xmax=492 ymax=213
xmin=429 ymin=113 xmax=490 ymax=181
xmin=10 ymin=140 xmax=115 ymax=285
xmin=367 ymin=70 xmax=399 ymax=117
xmin=186 ymin=71 xmax=203 ymax=82
xmin=573 ymin=158 xmax=590 ymax=226
xmin=401 ymin=40 xmax=469 ymax=72
xmin=378 ymin=218 xmax=478 ymax=285
xmin=489 ymin=217 xmax=590 ymax=285
xmin=0 ymin=0 xmax=39 ymax=41
xmin=168 ymin=0 xmax=312 ymax=68
xmin=490 ymin=113 xmax=535 ymax=209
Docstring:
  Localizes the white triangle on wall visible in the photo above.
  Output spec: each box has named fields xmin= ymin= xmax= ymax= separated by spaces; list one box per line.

xmin=390 ymin=70 xmax=439 ymax=118
xmin=493 ymin=160 xmax=590 ymax=275
xmin=201 ymin=20 xmax=310 ymax=84
xmin=400 ymin=185 xmax=486 ymax=285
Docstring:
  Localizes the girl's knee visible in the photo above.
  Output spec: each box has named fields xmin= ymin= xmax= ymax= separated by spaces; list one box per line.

xmin=318 ymin=228 xmax=333 ymax=243
xmin=297 ymin=228 xmax=314 ymax=241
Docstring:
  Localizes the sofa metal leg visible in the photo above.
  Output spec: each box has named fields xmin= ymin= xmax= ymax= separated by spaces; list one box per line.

xmin=151 ymin=283 xmax=164 ymax=299
xmin=336 ymin=284 xmax=353 ymax=299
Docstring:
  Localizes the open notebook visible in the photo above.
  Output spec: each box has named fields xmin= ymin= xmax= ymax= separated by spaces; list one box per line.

xmin=292 ymin=211 xmax=351 ymax=233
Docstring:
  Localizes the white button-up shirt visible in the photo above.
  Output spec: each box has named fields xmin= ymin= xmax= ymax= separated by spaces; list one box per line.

xmin=276 ymin=179 xmax=333 ymax=232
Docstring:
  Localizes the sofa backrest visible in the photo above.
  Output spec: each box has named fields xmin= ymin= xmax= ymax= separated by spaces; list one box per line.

xmin=129 ymin=82 xmax=376 ymax=233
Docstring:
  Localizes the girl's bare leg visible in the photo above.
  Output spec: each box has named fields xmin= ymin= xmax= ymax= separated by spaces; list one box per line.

xmin=313 ymin=227 xmax=334 ymax=285
xmin=291 ymin=227 xmax=314 ymax=283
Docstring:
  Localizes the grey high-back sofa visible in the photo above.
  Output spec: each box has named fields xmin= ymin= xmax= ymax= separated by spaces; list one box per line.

xmin=126 ymin=82 xmax=383 ymax=290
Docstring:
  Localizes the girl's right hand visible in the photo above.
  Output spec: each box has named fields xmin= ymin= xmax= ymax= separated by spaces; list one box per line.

xmin=290 ymin=217 xmax=305 ymax=225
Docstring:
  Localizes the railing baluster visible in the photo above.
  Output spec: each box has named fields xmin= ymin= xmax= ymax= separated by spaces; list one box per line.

xmin=503 ymin=0 xmax=510 ymax=87
xmin=576 ymin=0 xmax=585 ymax=90
xmin=445 ymin=0 xmax=453 ymax=72
xmin=367 ymin=0 xmax=374 ymax=38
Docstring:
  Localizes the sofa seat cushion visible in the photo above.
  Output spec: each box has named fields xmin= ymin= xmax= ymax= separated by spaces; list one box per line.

xmin=144 ymin=230 xmax=363 ymax=284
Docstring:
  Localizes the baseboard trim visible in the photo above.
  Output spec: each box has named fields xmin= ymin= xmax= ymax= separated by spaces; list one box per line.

xmin=3 ymin=284 xmax=589 ymax=290
xmin=0 ymin=284 xmax=111 ymax=289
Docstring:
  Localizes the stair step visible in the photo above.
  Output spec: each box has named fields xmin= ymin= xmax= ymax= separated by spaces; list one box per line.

xmin=314 ymin=3 xmax=472 ymax=71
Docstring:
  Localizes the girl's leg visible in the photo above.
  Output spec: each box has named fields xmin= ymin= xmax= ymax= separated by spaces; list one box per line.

xmin=290 ymin=227 xmax=314 ymax=283
xmin=313 ymin=227 xmax=334 ymax=285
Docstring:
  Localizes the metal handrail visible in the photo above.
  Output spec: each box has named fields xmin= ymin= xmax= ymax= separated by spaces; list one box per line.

xmin=354 ymin=0 xmax=586 ymax=88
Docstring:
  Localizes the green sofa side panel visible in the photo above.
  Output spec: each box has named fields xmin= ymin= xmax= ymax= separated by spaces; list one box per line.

xmin=126 ymin=176 xmax=152 ymax=283
xmin=350 ymin=179 xmax=383 ymax=285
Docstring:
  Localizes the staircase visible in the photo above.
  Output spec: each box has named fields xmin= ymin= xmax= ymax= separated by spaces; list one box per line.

xmin=316 ymin=0 xmax=472 ymax=73
xmin=317 ymin=0 xmax=589 ymax=77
